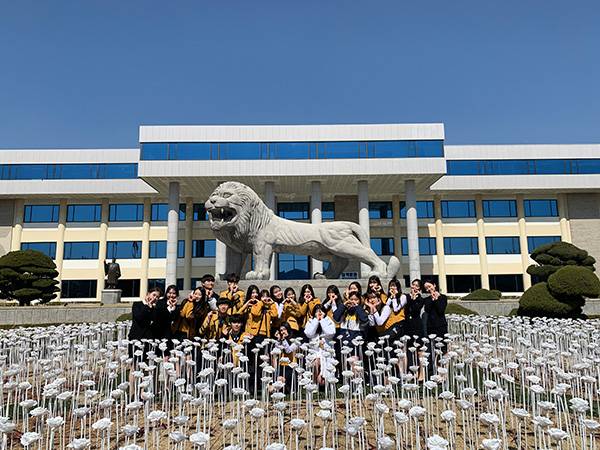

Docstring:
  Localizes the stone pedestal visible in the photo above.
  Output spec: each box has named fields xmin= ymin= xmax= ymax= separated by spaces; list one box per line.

xmin=102 ymin=289 xmax=122 ymax=304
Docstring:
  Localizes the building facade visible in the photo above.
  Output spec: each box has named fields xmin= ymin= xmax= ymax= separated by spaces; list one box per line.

xmin=1 ymin=123 xmax=599 ymax=301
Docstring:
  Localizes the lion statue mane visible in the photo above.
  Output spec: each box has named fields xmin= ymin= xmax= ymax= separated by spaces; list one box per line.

xmin=205 ymin=181 xmax=400 ymax=280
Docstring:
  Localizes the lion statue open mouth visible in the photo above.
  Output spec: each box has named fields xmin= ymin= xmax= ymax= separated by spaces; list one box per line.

xmin=205 ymin=181 xmax=400 ymax=280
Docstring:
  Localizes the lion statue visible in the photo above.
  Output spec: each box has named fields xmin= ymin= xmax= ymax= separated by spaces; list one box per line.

xmin=205 ymin=181 xmax=400 ymax=280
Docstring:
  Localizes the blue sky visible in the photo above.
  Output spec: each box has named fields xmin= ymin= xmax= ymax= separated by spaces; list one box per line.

xmin=1 ymin=1 xmax=599 ymax=148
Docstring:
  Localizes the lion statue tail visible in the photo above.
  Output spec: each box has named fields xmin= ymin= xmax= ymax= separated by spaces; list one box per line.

xmin=387 ymin=256 xmax=401 ymax=279
xmin=350 ymin=222 xmax=401 ymax=279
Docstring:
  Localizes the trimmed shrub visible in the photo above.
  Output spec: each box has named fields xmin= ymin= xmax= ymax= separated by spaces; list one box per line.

xmin=518 ymin=282 xmax=574 ymax=318
xmin=446 ymin=303 xmax=478 ymax=315
xmin=547 ymin=265 xmax=600 ymax=298
xmin=528 ymin=241 xmax=596 ymax=278
xmin=508 ymin=308 xmax=518 ymax=316
xmin=116 ymin=313 xmax=132 ymax=322
xmin=490 ymin=290 xmax=502 ymax=299
xmin=462 ymin=289 xmax=500 ymax=301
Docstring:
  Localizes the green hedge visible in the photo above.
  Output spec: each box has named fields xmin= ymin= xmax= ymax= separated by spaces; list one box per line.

xmin=547 ymin=265 xmax=600 ymax=298
xmin=116 ymin=313 xmax=132 ymax=322
xmin=462 ymin=289 xmax=500 ymax=301
xmin=518 ymin=281 xmax=581 ymax=318
xmin=446 ymin=303 xmax=478 ymax=315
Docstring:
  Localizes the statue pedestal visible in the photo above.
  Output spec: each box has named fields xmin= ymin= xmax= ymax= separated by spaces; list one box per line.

xmin=102 ymin=289 xmax=122 ymax=304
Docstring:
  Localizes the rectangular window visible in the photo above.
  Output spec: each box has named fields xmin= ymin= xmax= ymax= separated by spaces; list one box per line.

xmin=141 ymin=143 xmax=169 ymax=160
xmin=60 ymin=164 xmax=93 ymax=179
xmin=149 ymin=241 xmax=167 ymax=258
xmin=151 ymin=204 xmax=168 ymax=221
xmin=446 ymin=160 xmax=481 ymax=175
xmin=490 ymin=160 xmax=524 ymax=175
xmin=106 ymin=241 xmax=142 ymax=259
xmin=374 ymin=141 xmax=408 ymax=158
xmin=324 ymin=141 xmax=360 ymax=159
xmin=322 ymin=202 xmax=335 ymax=220
xmin=192 ymin=240 xmax=216 ymax=258
xmin=400 ymin=201 xmax=434 ymax=218
xmin=446 ymin=275 xmax=482 ymax=293
xmin=441 ymin=201 xmax=476 ymax=218
xmin=226 ymin=143 xmax=261 ymax=159
xmin=275 ymin=142 xmax=311 ymax=159
xmin=193 ymin=204 xmax=208 ymax=221
xmin=148 ymin=279 xmax=166 ymax=291
xmin=176 ymin=143 xmax=211 ymax=160
xmin=482 ymin=200 xmax=517 ymax=217
xmin=532 ymin=159 xmax=568 ymax=174
xmin=401 ymin=237 xmax=436 ymax=255
xmin=278 ymin=202 xmax=309 ymax=220
xmin=21 ymin=242 xmax=57 ymax=259
xmin=64 ymin=242 xmax=100 ymax=260
xmin=416 ymin=140 xmax=444 ymax=157
xmin=278 ymin=254 xmax=310 ymax=280
xmin=527 ymin=236 xmax=560 ymax=253
xmin=67 ymin=205 xmax=102 ymax=222
xmin=575 ymin=159 xmax=600 ymax=174
xmin=369 ymin=202 xmax=393 ymax=219
xmin=14 ymin=164 xmax=48 ymax=180
xmin=489 ymin=274 xmax=524 ymax=292
xmin=61 ymin=280 xmax=97 ymax=298
xmin=524 ymin=200 xmax=558 ymax=217
xmin=486 ymin=237 xmax=520 ymax=254
xmin=370 ymin=238 xmax=395 ymax=255
xmin=109 ymin=204 xmax=143 ymax=222
xmin=444 ymin=237 xmax=478 ymax=255
xmin=24 ymin=205 xmax=60 ymax=223
xmin=114 ymin=279 xmax=140 ymax=297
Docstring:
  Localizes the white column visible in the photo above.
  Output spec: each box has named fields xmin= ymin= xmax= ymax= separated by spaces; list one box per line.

xmin=358 ymin=180 xmax=370 ymax=277
xmin=183 ymin=197 xmax=193 ymax=289
xmin=96 ymin=198 xmax=109 ymax=300
xmin=264 ymin=182 xmax=276 ymax=280
xmin=557 ymin=193 xmax=572 ymax=243
xmin=475 ymin=194 xmax=490 ymax=289
xmin=55 ymin=199 xmax=68 ymax=300
xmin=311 ymin=181 xmax=323 ymax=277
xmin=516 ymin=194 xmax=531 ymax=291
xmin=10 ymin=199 xmax=24 ymax=251
xmin=391 ymin=194 xmax=403 ymax=281
xmin=140 ymin=197 xmax=151 ymax=299
xmin=166 ymin=182 xmax=180 ymax=287
xmin=433 ymin=194 xmax=447 ymax=293
xmin=405 ymin=180 xmax=421 ymax=281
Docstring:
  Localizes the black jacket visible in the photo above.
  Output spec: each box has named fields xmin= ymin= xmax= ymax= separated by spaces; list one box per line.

xmin=424 ymin=294 xmax=448 ymax=331
xmin=128 ymin=301 xmax=157 ymax=340
xmin=404 ymin=294 xmax=425 ymax=337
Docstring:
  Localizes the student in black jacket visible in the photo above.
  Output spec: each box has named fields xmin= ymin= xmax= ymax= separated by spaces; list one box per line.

xmin=404 ymin=279 xmax=425 ymax=381
xmin=423 ymin=280 xmax=448 ymax=372
xmin=128 ymin=287 xmax=164 ymax=363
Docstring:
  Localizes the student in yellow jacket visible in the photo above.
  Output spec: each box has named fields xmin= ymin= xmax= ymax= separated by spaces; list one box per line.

xmin=298 ymin=283 xmax=321 ymax=328
xmin=199 ymin=297 xmax=231 ymax=340
xmin=220 ymin=313 xmax=252 ymax=366
xmin=271 ymin=286 xmax=302 ymax=336
xmin=171 ymin=286 xmax=207 ymax=340
xmin=380 ymin=278 xmax=407 ymax=341
xmin=366 ymin=275 xmax=388 ymax=305
xmin=245 ymin=290 xmax=278 ymax=340
xmin=219 ymin=273 xmax=246 ymax=313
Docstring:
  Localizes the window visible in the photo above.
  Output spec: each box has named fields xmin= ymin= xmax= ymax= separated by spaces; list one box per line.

xmin=176 ymin=143 xmax=211 ymax=160
xmin=192 ymin=240 xmax=216 ymax=258
xmin=226 ymin=143 xmax=261 ymax=159
xmin=148 ymin=279 xmax=166 ymax=291
xmin=67 ymin=205 xmax=101 ymax=222
xmin=191 ymin=278 xmax=202 ymax=289
xmin=446 ymin=275 xmax=482 ymax=293
xmin=142 ymin=143 xmax=168 ymax=160
xmin=369 ymin=202 xmax=392 ymax=219
xmin=486 ymin=237 xmax=520 ymax=254
xmin=107 ymin=241 xmax=141 ymax=259
xmin=278 ymin=254 xmax=310 ymax=280
xmin=416 ymin=141 xmax=444 ymax=157
xmin=114 ymin=279 xmax=140 ymax=297
xmin=322 ymin=202 xmax=335 ymax=220
xmin=489 ymin=274 xmax=524 ymax=292
xmin=61 ymin=280 xmax=97 ymax=298
xmin=149 ymin=241 xmax=166 ymax=258
xmin=575 ymin=159 xmax=600 ymax=174
xmin=64 ymin=242 xmax=100 ymax=260
xmin=151 ymin=204 xmax=186 ymax=221
xmin=444 ymin=237 xmax=478 ymax=255
xmin=527 ymin=236 xmax=560 ymax=253
xmin=400 ymin=201 xmax=434 ymax=218
xmin=5 ymin=163 xmax=138 ymax=179
xmin=324 ymin=142 xmax=360 ymax=158
xmin=278 ymin=203 xmax=309 ymax=220
xmin=441 ymin=201 xmax=476 ymax=218
xmin=524 ymin=200 xmax=558 ymax=217
xmin=446 ymin=160 xmax=481 ymax=175
xmin=21 ymin=242 xmax=57 ymax=259
xmin=193 ymin=204 xmax=208 ymax=221
xmin=24 ymin=205 xmax=59 ymax=223
xmin=276 ymin=142 xmax=312 ymax=159
xmin=447 ymin=159 xmax=600 ymax=176
xmin=401 ymin=237 xmax=436 ymax=255
xmin=483 ymin=200 xmax=516 ymax=218
xmin=109 ymin=204 xmax=143 ymax=222
xmin=371 ymin=238 xmax=394 ymax=256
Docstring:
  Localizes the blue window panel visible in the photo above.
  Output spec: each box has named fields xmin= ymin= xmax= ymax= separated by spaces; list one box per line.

xmin=149 ymin=241 xmax=167 ymax=258
xmin=226 ymin=143 xmax=261 ymax=159
xmin=148 ymin=279 xmax=166 ymax=291
xmin=490 ymin=160 xmax=524 ymax=175
xmin=574 ymin=159 xmax=600 ymax=174
xmin=276 ymin=142 xmax=311 ymax=159
xmin=104 ymin=164 xmax=137 ymax=179
xmin=14 ymin=164 xmax=48 ymax=180
xmin=107 ymin=241 xmax=141 ymax=259
xmin=441 ymin=201 xmax=476 ymax=218
xmin=61 ymin=280 xmax=97 ymax=298
xmin=401 ymin=237 xmax=436 ymax=255
xmin=260 ymin=143 xmax=269 ymax=159
xmin=416 ymin=141 xmax=444 ymax=157
xmin=322 ymin=202 xmax=335 ymax=220
xmin=486 ymin=237 xmax=520 ymax=254
xmin=67 ymin=205 xmax=101 ymax=222
xmin=400 ymin=201 xmax=434 ymax=218
xmin=483 ymin=200 xmax=517 ymax=217
xmin=278 ymin=254 xmax=309 ymax=280
xmin=325 ymin=142 xmax=360 ymax=159
xmin=192 ymin=240 xmax=216 ymax=258
xmin=527 ymin=236 xmax=560 ymax=253
xmin=193 ymin=204 xmax=208 ymax=221
xmin=524 ymin=200 xmax=558 ymax=217
xmin=142 ymin=143 xmax=168 ymax=160
xmin=1 ymin=165 xmax=14 ymax=180
xmin=151 ymin=204 xmax=168 ymax=221
xmin=366 ymin=142 xmax=374 ymax=158
xmin=64 ymin=242 xmax=100 ymax=260
xmin=489 ymin=274 xmax=524 ymax=292
xmin=369 ymin=202 xmax=392 ymax=219
xmin=21 ymin=242 xmax=57 ymax=259
xmin=278 ymin=203 xmax=310 ymax=220
xmin=408 ymin=141 xmax=417 ymax=157
xmin=178 ymin=240 xmax=185 ymax=258
xmin=374 ymin=141 xmax=408 ymax=158
xmin=24 ymin=205 xmax=59 ymax=223
xmin=60 ymin=164 xmax=93 ymax=179
xmin=447 ymin=160 xmax=480 ymax=175
xmin=444 ymin=237 xmax=478 ymax=255
xmin=532 ymin=159 xmax=568 ymax=174
xmin=371 ymin=238 xmax=394 ymax=256
xmin=115 ymin=279 xmax=140 ymax=297
xmin=109 ymin=204 xmax=143 ymax=221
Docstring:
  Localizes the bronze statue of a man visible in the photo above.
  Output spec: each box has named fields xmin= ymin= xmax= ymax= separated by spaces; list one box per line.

xmin=104 ymin=258 xmax=121 ymax=289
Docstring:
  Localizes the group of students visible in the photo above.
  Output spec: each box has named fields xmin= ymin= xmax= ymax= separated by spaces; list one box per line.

xmin=128 ymin=273 xmax=448 ymax=383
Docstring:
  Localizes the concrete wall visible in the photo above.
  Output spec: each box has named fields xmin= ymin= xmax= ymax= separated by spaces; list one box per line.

xmin=0 ymin=305 xmax=131 ymax=326
xmin=568 ymin=193 xmax=600 ymax=269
